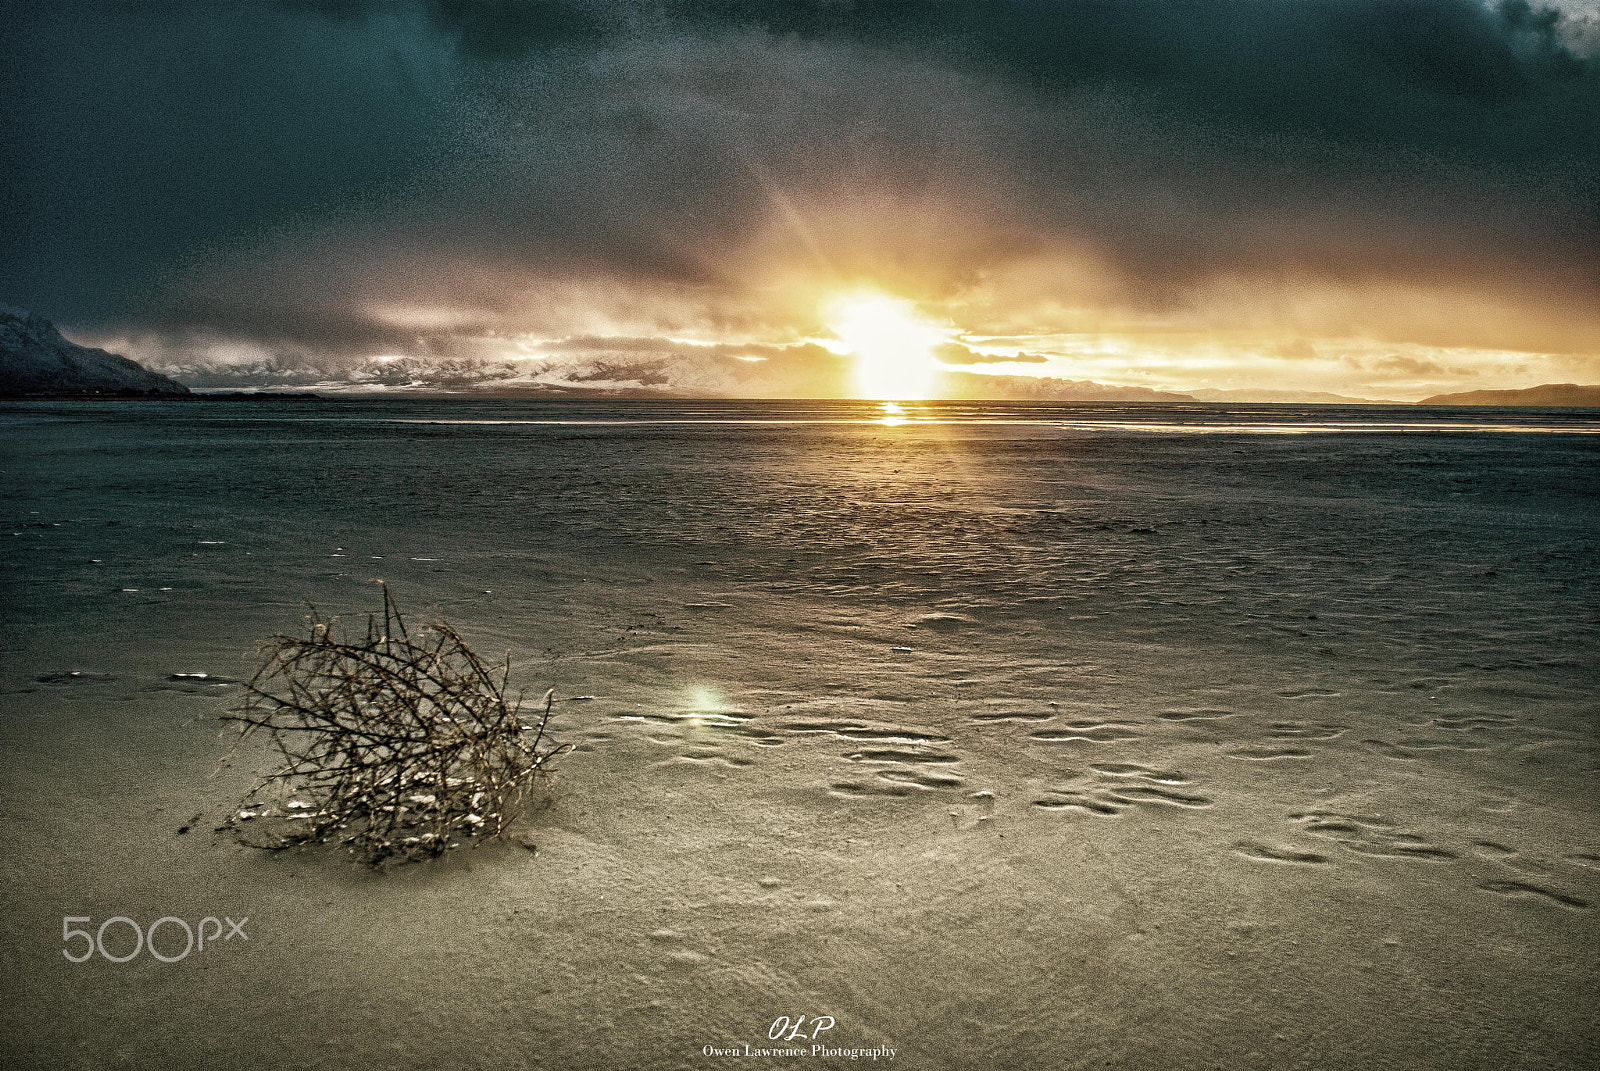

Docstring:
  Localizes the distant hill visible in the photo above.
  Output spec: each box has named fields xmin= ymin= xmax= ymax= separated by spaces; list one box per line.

xmin=1419 ymin=384 xmax=1600 ymax=407
xmin=1187 ymin=388 xmax=1399 ymax=405
xmin=0 ymin=307 xmax=190 ymax=396
xmin=944 ymin=371 xmax=1193 ymax=402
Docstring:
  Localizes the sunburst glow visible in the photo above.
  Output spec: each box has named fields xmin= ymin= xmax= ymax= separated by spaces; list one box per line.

xmin=827 ymin=294 xmax=945 ymax=400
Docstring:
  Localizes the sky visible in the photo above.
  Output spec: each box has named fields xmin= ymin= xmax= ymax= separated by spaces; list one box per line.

xmin=2 ymin=0 xmax=1598 ymax=400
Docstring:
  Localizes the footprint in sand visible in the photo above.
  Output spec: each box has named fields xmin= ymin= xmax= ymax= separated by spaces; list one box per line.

xmin=1089 ymin=762 xmax=1188 ymax=785
xmin=618 ymin=711 xmax=759 ymax=736
xmin=1033 ymin=790 xmax=1124 ymax=816
xmin=829 ymin=781 xmax=913 ymax=799
xmin=1102 ymin=784 xmax=1212 ymax=809
xmin=1233 ymin=842 xmax=1331 ymax=866
xmin=1467 ymin=840 xmax=1562 ymax=875
xmin=1223 ymin=746 xmax=1313 ymax=761
xmin=1390 ymin=737 xmax=1487 ymax=753
xmin=1029 ymin=723 xmax=1142 ymax=743
xmin=970 ymin=710 xmax=1056 ymax=723
xmin=1433 ymin=711 xmax=1516 ymax=731
xmin=781 ymin=720 xmax=951 ymax=745
xmin=1291 ymin=811 xmax=1457 ymax=861
xmin=1479 ymin=880 xmax=1590 ymax=910
xmin=1157 ymin=708 xmax=1238 ymax=722
xmin=1034 ymin=774 xmax=1212 ymax=814
xmin=914 ymin=612 xmax=976 ymax=632
xmin=36 ymin=671 xmax=116 ymax=684
xmin=733 ymin=727 xmax=787 ymax=747
xmin=877 ymin=768 xmax=965 ymax=791
xmin=1267 ymin=722 xmax=1346 ymax=740
xmin=1471 ymin=840 xmax=1518 ymax=858
xmin=848 ymin=749 xmax=960 ymax=765
xmin=652 ymin=750 xmax=753 ymax=769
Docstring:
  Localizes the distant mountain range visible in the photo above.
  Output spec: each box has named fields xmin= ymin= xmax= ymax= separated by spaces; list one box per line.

xmin=942 ymin=371 xmax=1192 ymax=402
xmin=6 ymin=306 xmax=1598 ymax=407
xmin=0 ymin=307 xmax=189 ymax=396
xmin=1419 ymin=384 xmax=1600 ymax=407
xmin=1185 ymin=388 xmax=1398 ymax=404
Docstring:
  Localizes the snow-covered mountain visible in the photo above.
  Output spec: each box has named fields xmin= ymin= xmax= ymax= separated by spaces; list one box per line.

xmin=0 ymin=307 xmax=190 ymax=396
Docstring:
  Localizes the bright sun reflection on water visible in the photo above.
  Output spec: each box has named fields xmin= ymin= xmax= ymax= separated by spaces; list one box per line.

xmin=827 ymin=293 xmax=945 ymax=400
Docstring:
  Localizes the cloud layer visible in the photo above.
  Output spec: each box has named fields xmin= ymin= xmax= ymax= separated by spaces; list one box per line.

xmin=4 ymin=1 xmax=1596 ymax=397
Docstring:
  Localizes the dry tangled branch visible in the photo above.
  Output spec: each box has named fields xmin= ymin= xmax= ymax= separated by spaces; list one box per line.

xmin=223 ymin=582 xmax=567 ymax=864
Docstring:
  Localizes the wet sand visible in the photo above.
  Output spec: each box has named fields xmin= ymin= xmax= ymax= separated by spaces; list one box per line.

xmin=2 ymin=399 xmax=1596 ymax=1068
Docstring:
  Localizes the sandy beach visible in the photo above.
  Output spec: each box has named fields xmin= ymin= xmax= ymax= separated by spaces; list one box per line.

xmin=8 ymin=0 xmax=1600 ymax=1063
xmin=1 ymin=399 xmax=1595 ymax=1068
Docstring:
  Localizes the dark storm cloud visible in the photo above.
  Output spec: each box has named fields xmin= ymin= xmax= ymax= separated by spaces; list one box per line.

xmin=288 ymin=0 xmax=615 ymax=55
xmin=387 ymin=0 xmax=1599 ymax=167
xmin=2 ymin=0 xmax=1596 ymax=360
xmin=2 ymin=0 xmax=463 ymax=322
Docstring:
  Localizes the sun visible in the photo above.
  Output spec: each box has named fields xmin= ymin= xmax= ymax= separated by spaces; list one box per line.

xmin=826 ymin=293 xmax=945 ymax=400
